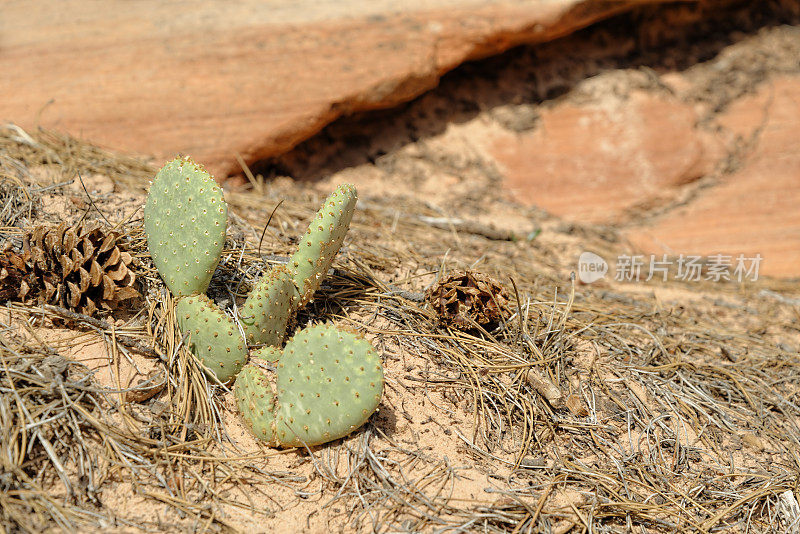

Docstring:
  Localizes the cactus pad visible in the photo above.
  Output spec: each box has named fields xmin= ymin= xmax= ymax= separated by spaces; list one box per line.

xmin=234 ymin=323 xmax=383 ymax=447
xmin=288 ymin=184 xmax=357 ymax=307
xmin=176 ymin=294 xmax=246 ymax=383
xmin=239 ymin=264 xmax=294 ymax=347
xmin=144 ymin=157 xmax=227 ymax=297
xmin=251 ymin=345 xmax=282 ymax=363
xmin=235 ymin=363 xmax=278 ymax=442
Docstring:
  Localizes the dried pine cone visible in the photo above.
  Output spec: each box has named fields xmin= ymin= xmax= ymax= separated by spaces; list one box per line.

xmin=0 ymin=222 xmax=140 ymax=315
xmin=425 ymin=271 xmax=511 ymax=329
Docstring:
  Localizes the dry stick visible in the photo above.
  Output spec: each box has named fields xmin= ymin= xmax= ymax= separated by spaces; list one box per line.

xmin=701 ymin=484 xmax=787 ymax=531
xmin=509 ymin=276 xmax=536 ymax=356
xmin=415 ymin=215 xmax=515 ymax=241
xmin=75 ymin=171 xmax=111 ymax=226
xmin=141 ymin=489 xmax=238 ymax=532
xmin=41 ymin=305 xmax=157 ymax=358
xmin=1 ymin=348 xmax=134 ymax=530
xmin=107 ymin=323 xmax=146 ymax=438
xmin=256 ymin=198 xmax=284 ymax=258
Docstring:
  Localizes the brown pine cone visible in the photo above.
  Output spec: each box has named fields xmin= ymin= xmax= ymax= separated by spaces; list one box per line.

xmin=0 ymin=222 xmax=140 ymax=315
xmin=425 ymin=271 xmax=511 ymax=330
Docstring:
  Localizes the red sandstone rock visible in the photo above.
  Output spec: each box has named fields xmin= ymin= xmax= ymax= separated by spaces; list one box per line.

xmin=491 ymin=91 xmax=723 ymax=224
xmin=0 ymin=0 xmax=654 ymax=178
xmin=490 ymin=72 xmax=800 ymax=278
xmin=627 ymin=77 xmax=800 ymax=278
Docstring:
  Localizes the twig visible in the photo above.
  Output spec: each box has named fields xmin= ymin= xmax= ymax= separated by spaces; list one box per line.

xmin=416 ymin=216 xmax=516 ymax=241
xmin=42 ymin=304 xmax=157 ymax=358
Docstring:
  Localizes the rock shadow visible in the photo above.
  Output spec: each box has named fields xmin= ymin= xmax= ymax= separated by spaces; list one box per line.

xmin=245 ymin=0 xmax=800 ymax=183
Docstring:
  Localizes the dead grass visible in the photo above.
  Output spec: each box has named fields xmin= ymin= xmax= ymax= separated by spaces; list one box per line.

xmin=1 ymin=123 xmax=800 ymax=533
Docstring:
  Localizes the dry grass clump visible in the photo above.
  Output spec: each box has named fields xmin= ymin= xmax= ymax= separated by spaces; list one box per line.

xmin=0 ymin=332 xmax=103 ymax=532
xmin=0 ymin=123 xmax=153 ymax=191
xmin=0 ymin=296 xmax=320 ymax=532
xmin=1 ymin=123 xmax=799 ymax=533
xmin=309 ymin=266 xmax=800 ymax=532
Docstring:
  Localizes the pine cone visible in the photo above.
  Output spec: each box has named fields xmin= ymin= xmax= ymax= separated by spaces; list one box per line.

xmin=425 ymin=271 xmax=511 ymax=330
xmin=0 ymin=222 xmax=140 ymax=315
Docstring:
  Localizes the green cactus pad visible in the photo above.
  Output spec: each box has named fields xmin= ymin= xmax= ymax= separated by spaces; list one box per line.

xmin=288 ymin=184 xmax=357 ymax=307
xmin=234 ymin=363 xmax=277 ymax=443
xmin=251 ymin=345 xmax=282 ymax=363
xmin=239 ymin=264 xmax=294 ymax=347
xmin=176 ymin=294 xmax=246 ymax=383
xmin=275 ymin=324 xmax=383 ymax=446
xmin=144 ymin=157 xmax=227 ymax=297
xmin=234 ymin=323 xmax=383 ymax=447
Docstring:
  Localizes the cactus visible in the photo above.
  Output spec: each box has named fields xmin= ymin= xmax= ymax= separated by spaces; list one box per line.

xmin=235 ymin=362 xmax=278 ymax=442
xmin=239 ymin=264 xmax=294 ymax=347
xmin=288 ymin=184 xmax=357 ymax=308
xmin=145 ymin=158 xmax=382 ymax=445
xmin=239 ymin=183 xmax=356 ymax=344
xmin=144 ymin=157 xmax=240 ymax=382
xmin=251 ymin=345 xmax=282 ymax=363
xmin=144 ymin=157 xmax=227 ymax=298
xmin=234 ymin=323 xmax=384 ymax=447
xmin=176 ymin=294 xmax=247 ymax=383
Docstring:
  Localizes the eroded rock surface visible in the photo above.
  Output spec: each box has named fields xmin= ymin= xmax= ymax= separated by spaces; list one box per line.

xmin=491 ymin=90 xmax=724 ymax=224
xmin=627 ymin=77 xmax=800 ymax=278
xmin=1 ymin=0 xmax=651 ymax=177
xmin=4 ymin=1 xmax=799 ymax=277
xmin=485 ymin=23 xmax=800 ymax=278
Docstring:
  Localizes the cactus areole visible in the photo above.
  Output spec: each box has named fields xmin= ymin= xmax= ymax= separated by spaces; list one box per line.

xmin=143 ymin=156 xmax=383 ymax=447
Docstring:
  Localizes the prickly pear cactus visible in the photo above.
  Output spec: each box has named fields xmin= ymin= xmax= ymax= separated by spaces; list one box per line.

xmin=234 ymin=323 xmax=383 ymax=447
xmin=143 ymin=160 xmax=379 ymax=443
xmin=239 ymin=264 xmax=294 ymax=347
xmin=288 ymin=184 xmax=357 ymax=307
xmin=144 ymin=157 xmax=227 ymax=298
xmin=176 ymin=294 xmax=247 ymax=383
